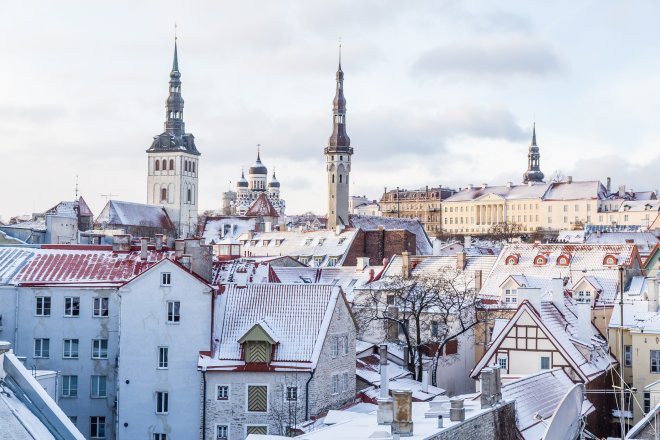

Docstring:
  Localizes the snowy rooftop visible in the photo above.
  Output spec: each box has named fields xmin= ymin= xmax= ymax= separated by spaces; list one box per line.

xmin=584 ymin=231 xmax=658 ymax=255
xmin=542 ymin=180 xmax=607 ymax=201
xmin=478 ymin=243 xmax=640 ymax=306
xmin=200 ymin=284 xmax=347 ymax=371
xmin=381 ymin=253 xmax=497 ymax=281
xmin=444 ymin=182 xmax=550 ymax=202
xmin=45 ymin=197 xmax=93 ymax=219
xmin=2 ymin=217 xmax=46 ymax=232
xmin=95 ymin=200 xmax=175 ymax=229
xmin=349 ymin=215 xmax=432 ymax=255
xmin=202 ymin=216 xmax=256 ymax=245
xmin=245 ymin=193 xmax=279 ymax=218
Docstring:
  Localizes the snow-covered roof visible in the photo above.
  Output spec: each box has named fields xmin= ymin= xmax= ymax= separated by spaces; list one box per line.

xmin=245 ymin=193 xmax=279 ymax=218
xmin=585 ymin=231 xmax=658 ymax=256
xmin=95 ymin=200 xmax=175 ymax=229
xmin=2 ymin=217 xmax=46 ymax=232
xmin=479 ymin=243 xmax=640 ymax=306
xmin=202 ymin=216 xmax=256 ymax=245
xmin=627 ymin=402 xmax=660 ymax=438
xmin=349 ymin=215 xmax=432 ymax=255
xmin=501 ymin=368 xmax=594 ymax=438
xmin=0 ymin=248 xmax=36 ymax=284
xmin=444 ymin=182 xmax=550 ymax=202
xmin=45 ymin=197 xmax=93 ymax=219
xmin=201 ymin=284 xmax=350 ymax=371
xmin=616 ymin=199 xmax=660 ymax=213
xmin=355 ymin=354 xmax=411 ymax=386
xmin=0 ymin=231 xmax=27 ymax=245
xmin=543 ymin=180 xmax=607 ymax=201
xmin=557 ymin=229 xmax=586 ymax=243
xmin=472 ymin=300 xmax=616 ymax=383
xmin=238 ymin=228 xmax=359 ymax=266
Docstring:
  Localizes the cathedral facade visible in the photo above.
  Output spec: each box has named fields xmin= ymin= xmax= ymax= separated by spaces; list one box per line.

xmin=221 ymin=150 xmax=286 ymax=218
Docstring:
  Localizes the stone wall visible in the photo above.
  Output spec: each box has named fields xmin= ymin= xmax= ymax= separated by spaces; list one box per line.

xmin=429 ymin=401 xmax=517 ymax=440
xmin=345 ymin=229 xmax=417 ymax=266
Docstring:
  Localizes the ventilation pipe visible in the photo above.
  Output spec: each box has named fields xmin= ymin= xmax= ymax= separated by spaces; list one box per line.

xmin=576 ymin=302 xmax=593 ymax=343
xmin=377 ymin=344 xmax=394 ymax=425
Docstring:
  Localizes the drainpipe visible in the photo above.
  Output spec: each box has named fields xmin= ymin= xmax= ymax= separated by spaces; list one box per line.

xmin=14 ymin=287 xmax=19 ymax=353
xmin=202 ymin=368 xmax=207 ymax=440
xmin=305 ymin=370 xmax=315 ymax=420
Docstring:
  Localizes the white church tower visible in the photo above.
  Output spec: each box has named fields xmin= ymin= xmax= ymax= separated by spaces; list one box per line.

xmin=146 ymin=39 xmax=200 ymax=237
xmin=325 ymin=49 xmax=353 ymax=229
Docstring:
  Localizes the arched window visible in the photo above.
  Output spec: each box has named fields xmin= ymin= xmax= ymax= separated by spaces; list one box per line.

xmin=187 ymin=188 xmax=191 ymax=203
xmin=192 ymin=162 xmax=195 ymax=173
xmin=603 ymin=255 xmax=618 ymax=266
xmin=332 ymin=174 xmax=335 ymax=183
xmin=161 ymin=188 xmax=167 ymax=202
xmin=339 ymin=174 xmax=343 ymax=183
xmin=155 ymin=160 xmax=160 ymax=171
xmin=169 ymin=159 xmax=174 ymax=171
xmin=162 ymin=159 xmax=167 ymax=171
xmin=184 ymin=161 xmax=188 ymax=172
xmin=557 ymin=255 xmax=571 ymax=266
xmin=505 ymin=255 xmax=519 ymax=265
xmin=534 ymin=255 xmax=547 ymax=266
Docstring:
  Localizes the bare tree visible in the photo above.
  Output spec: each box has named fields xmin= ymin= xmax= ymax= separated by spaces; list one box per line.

xmin=269 ymin=375 xmax=307 ymax=437
xmin=488 ymin=222 xmax=523 ymax=243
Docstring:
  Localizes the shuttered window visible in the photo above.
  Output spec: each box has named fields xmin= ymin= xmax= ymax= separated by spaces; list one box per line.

xmin=247 ymin=385 xmax=268 ymax=412
xmin=247 ymin=426 xmax=267 ymax=435
xmin=245 ymin=341 xmax=270 ymax=363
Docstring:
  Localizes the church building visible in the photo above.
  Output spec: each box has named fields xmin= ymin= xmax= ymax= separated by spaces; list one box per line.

xmin=146 ymin=39 xmax=200 ymax=237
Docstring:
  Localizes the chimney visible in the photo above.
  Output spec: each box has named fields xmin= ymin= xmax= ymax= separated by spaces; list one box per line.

xmin=174 ymin=239 xmax=185 ymax=258
xmin=576 ymin=302 xmax=593 ymax=343
xmin=506 ymin=181 xmax=513 ymax=188
xmin=551 ymin=278 xmax=565 ymax=314
xmin=474 ymin=270 xmax=483 ymax=293
xmin=154 ymin=234 xmax=164 ymax=251
xmin=567 ymin=176 xmax=573 ymax=184
xmin=386 ymin=306 xmax=399 ymax=341
xmin=335 ymin=225 xmax=345 ymax=235
xmin=464 ymin=235 xmax=472 ymax=249
xmin=391 ymin=390 xmax=413 ymax=436
xmin=402 ymin=345 xmax=410 ymax=371
xmin=456 ymin=250 xmax=466 ymax=271
xmin=184 ymin=238 xmax=213 ymax=282
xmin=606 ymin=177 xmax=612 ymax=193
xmin=179 ymin=255 xmax=192 ymax=271
xmin=356 ymin=257 xmax=370 ymax=271
xmin=467 ymin=184 xmax=473 ymax=190
xmin=619 ymin=185 xmax=626 ymax=198
xmin=648 ymin=278 xmax=659 ymax=313
xmin=377 ymin=344 xmax=394 ymax=425
xmin=401 ymin=252 xmax=411 ymax=279
xmin=140 ymin=237 xmax=148 ymax=260
xmin=480 ymin=368 xmax=494 ymax=408
xmin=432 ymin=238 xmax=441 ymax=256
xmin=112 ymin=234 xmax=131 ymax=252
xmin=421 ymin=364 xmax=429 ymax=393
xmin=517 ymin=287 xmax=542 ymax=312
xmin=449 ymin=398 xmax=465 ymax=422
xmin=0 ymin=340 xmax=11 ymax=355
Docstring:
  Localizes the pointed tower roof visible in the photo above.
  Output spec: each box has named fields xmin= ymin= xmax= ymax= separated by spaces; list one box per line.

xmin=531 ymin=123 xmax=537 ymax=146
xmin=245 ymin=193 xmax=279 ymax=218
xmin=249 ymin=147 xmax=268 ymax=175
xmin=523 ymin=123 xmax=544 ymax=184
xmin=268 ymin=170 xmax=280 ymax=188
xmin=237 ymin=170 xmax=249 ymax=188
xmin=326 ymin=45 xmax=351 ymax=152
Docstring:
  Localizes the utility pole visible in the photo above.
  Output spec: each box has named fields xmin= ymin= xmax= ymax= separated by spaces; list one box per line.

xmin=618 ymin=265 xmax=626 ymax=438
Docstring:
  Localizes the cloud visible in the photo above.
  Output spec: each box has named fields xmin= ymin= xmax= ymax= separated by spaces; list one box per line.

xmin=412 ymin=36 xmax=561 ymax=80
xmin=566 ymin=154 xmax=660 ymax=192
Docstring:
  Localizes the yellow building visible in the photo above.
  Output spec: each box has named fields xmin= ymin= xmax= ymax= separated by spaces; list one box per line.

xmin=379 ymin=186 xmax=456 ymax=236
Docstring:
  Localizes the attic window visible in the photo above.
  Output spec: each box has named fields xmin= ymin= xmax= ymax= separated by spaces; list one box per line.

xmin=534 ymin=255 xmax=548 ymax=266
xmin=603 ymin=255 xmax=618 ymax=266
xmin=504 ymin=289 xmax=518 ymax=304
xmin=299 ymin=256 xmax=310 ymax=265
xmin=505 ymin=255 xmax=519 ymax=265
xmin=244 ymin=341 xmax=271 ymax=363
xmin=301 ymin=277 xmax=312 ymax=283
xmin=305 ymin=239 xmax=313 ymax=246
xmin=556 ymin=255 xmax=570 ymax=266
xmin=314 ymin=256 xmax=325 ymax=266
xmin=275 ymin=239 xmax=284 ymax=246
xmin=318 ymin=238 xmax=326 ymax=246
xmin=328 ymin=256 xmax=339 ymax=267
xmin=338 ymin=238 xmax=346 ymax=245
xmin=250 ymin=240 xmax=258 ymax=246
xmin=262 ymin=240 xmax=271 ymax=246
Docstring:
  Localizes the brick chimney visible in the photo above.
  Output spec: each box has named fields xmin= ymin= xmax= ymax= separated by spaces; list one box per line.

xmin=140 ymin=237 xmax=148 ymax=260
xmin=401 ymin=252 xmax=411 ymax=279
xmin=356 ymin=257 xmax=370 ymax=272
xmin=576 ymin=302 xmax=593 ymax=343
xmin=386 ymin=306 xmax=399 ymax=341
xmin=391 ymin=390 xmax=413 ymax=436
xmin=174 ymin=239 xmax=185 ymax=258
xmin=449 ymin=398 xmax=465 ymax=422
xmin=552 ymin=278 xmax=565 ymax=315
xmin=648 ymin=278 xmax=659 ymax=313
xmin=480 ymin=365 xmax=502 ymax=409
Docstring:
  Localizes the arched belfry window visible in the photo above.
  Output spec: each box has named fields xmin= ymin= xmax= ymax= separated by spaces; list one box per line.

xmin=162 ymin=159 xmax=167 ymax=171
xmin=192 ymin=162 xmax=196 ymax=173
xmin=169 ymin=159 xmax=174 ymax=171
xmin=155 ymin=160 xmax=160 ymax=171
xmin=332 ymin=174 xmax=335 ymax=183
xmin=184 ymin=161 xmax=188 ymax=172
xmin=339 ymin=174 xmax=343 ymax=183
xmin=187 ymin=188 xmax=192 ymax=203
xmin=161 ymin=188 xmax=167 ymax=202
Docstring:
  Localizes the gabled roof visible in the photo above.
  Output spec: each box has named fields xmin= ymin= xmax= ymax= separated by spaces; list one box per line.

xmin=200 ymin=284 xmax=353 ymax=371
xmin=471 ymin=300 xmax=615 ymax=383
xmin=202 ymin=216 xmax=256 ymax=245
xmin=45 ymin=197 xmax=93 ymax=218
xmin=245 ymin=193 xmax=279 ymax=218
xmin=349 ymin=215 xmax=432 ymax=255
xmin=94 ymin=200 xmax=175 ymax=230
xmin=643 ymin=244 xmax=660 ymax=269
xmin=238 ymin=319 xmax=280 ymax=344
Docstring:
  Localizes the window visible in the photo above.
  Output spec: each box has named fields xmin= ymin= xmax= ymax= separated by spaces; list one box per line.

xmin=624 ymin=345 xmax=632 ymax=367
xmin=64 ymin=297 xmax=80 ymax=317
xmin=93 ymin=298 xmax=108 ymax=317
xmin=216 ymin=385 xmax=229 ymax=401
xmin=156 ymin=391 xmax=169 ymax=414
xmin=155 ymin=160 xmax=160 ymax=171
xmin=247 ymin=385 xmax=268 ymax=412
xmin=158 ymin=347 xmax=169 ymax=369
xmin=645 ymin=391 xmax=651 ymax=414
xmin=331 ymin=373 xmax=340 ymax=395
xmin=90 ymin=416 xmax=106 ymax=439
xmin=34 ymin=338 xmax=50 ymax=358
xmin=342 ymin=335 xmax=349 ymax=355
xmin=161 ymin=159 xmax=167 ymax=171
xmin=563 ymin=205 xmax=568 ymax=212
xmin=169 ymin=159 xmax=174 ymax=170
xmin=91 ymin=375 xmax=107 ymax=398
xmin=497 ymin=355 xmax=508 ymax=371
xmin=161 ymin=188 xmax=167 ymax=201
xmin=69 ymin=416 xmax=77 ymax=425
xmin=62 ymin=375 xmax=78 ymax=397
xmin=540 ymin=356 xmax=550 ymax=370
xmin=651 ymin=350 xmax=660 ymax=373
xmin=328 ymin=257 xmax=339 ymax=267
xmin=431 ymin=321 xmax=440 ymax=337
xmin=341 ymin=372 xmax=349 ymax=392
xmin=216 ymin=425 xmax=229 ymax=440
xmin=161 ymin=272 xmax=172 ymax=286
xmin=35 ymin=296 xmax=51 ymax=316
xmin=154 ymin=434 xmax=167 ymax=440
xmin=286 ymin=386 xmax=298 ymax=401
xmin=504 ymin=289 xmax=517 ymax=304
xmin=167 ymin=301 xmax=180 ymax=323
xmin=338 ymin=238 xmax=346 ymax=245
xmin=331 ymin=336 xmax=339 ymax=358
xmin=63 ymin=339 xmax=79 ymax=359
xmin=92 ymin=339 xmax=108 ymax=359
xmin=247 ymin=426 xmax=267 ymax=435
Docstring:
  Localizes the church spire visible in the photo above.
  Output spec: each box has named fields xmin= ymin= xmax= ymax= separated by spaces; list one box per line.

xmin=523 ymin=123 xmax=544 ymax=184
xmin=327 ymin=43 xmax=350 ymax=150
xmin=165 ymin=38 xmax=185 ymax=136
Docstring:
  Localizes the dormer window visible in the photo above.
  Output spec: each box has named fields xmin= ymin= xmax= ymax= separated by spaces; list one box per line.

xmin=556 ymin=255 xmax=571 ymax=266
xmin=338 ymin=238 xmax=346 ymax=245
xmin=505 ymin=255 xmax=519 ymax=265
xmin=504 ymin=289 xmax=518 ymax=304
xmin=239 ymin=320 xmax=279 ymax=365
xmin=305 ymin=238 xmax=313 ymax=246
xmin=318 ymin=238 xmax=326 ymax=246
xmin=603 ymin=255 xmax=618 ymax=266
xmin=275 ymin=239 xmax=284 ymax=246
xmin=314 ymin=256 xmax=325 ymax=266
xmin=534 ymin=255 xmax=548 ymax=266
xmin=575 ymin=290 xmax=592 ymax=303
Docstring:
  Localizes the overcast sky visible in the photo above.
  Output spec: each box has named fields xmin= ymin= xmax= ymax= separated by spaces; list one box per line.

xmin=1 ymin=1 xmax=659 ymax=221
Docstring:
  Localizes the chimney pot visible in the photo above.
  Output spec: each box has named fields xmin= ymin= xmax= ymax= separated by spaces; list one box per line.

xmin=449 ymin=398 xmax=466 ymax=422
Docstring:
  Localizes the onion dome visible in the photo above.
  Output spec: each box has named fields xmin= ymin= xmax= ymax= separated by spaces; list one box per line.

xmin=248 ymin=150 xmax=268 ymax=175
xmin=268 ymin=171 xmax=280 ymax=188
xmin=236 ymin=170 xmax=249 ymax=188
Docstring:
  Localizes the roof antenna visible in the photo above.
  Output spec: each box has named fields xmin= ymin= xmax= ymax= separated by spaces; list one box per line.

xmin=74 ymin=175 xmax=79 ymax=200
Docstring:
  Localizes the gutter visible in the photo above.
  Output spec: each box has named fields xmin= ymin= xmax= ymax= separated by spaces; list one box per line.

xmin=305 ymin=369 xmax=315 ymax=420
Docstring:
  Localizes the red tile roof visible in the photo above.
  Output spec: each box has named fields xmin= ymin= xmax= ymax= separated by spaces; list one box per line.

xmin=245 ymin=193 xmax=279 ymax=218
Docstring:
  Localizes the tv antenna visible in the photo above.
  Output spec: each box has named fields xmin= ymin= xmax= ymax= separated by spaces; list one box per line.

xmin=74 ymin=175 xmax=79 ymax=200
xmin=100 ymin=193 xmax=117 ymax=203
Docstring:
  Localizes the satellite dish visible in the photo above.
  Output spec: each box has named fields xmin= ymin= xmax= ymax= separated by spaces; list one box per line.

xmin=542 ymin=383 xmax=584 ymax=440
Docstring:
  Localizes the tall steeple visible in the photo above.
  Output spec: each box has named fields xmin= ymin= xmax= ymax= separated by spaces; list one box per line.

xmin=523 ymin=123 xmax=544 ymax=183
xmin=325 ymin=44 xmax=354 ymax=229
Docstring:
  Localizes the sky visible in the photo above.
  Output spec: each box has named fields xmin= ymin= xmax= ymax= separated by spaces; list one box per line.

xmin=1 ymin=1 xmax=659 ymax=221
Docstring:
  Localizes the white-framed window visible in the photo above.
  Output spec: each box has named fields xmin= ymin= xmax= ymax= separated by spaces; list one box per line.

xmin=93 ymin=298 xmax=108 ymax=317
xmin=330 ymin=336 xmax=339 ymax=358
xmin=341 ymin=372 xmax=349 ymax=393
xmin=156 ymin=391 xmax=169 ymax=414
xmin=504 ymin=289 xmax=517 ymax=304
xmin=61 ymin=375 xmax=78 ymax=398
xmin=153 ymin=434 xmax=167 ymax=440
xmin=540 ymin=356 xmax=550 ymax=370
xmin=63 ymin=339 xmax=79 ymax=359
xmin=342 ymin=335 xmax=349 ymax=355
xmin=35 ymin=296 xmax=51 ymax=316
xmin=216 ymin=425 xmax=229 ymax=440
xmin=91 ymin=375 xmax=107 ymax=398
xmin=286 ymin=386 xmax=298 ymax=401
xmin=92 ymin=339 xmax=108 ymax=359
xmin=651 ymin=350 xmax=660 ymax=373
xmin=158 ymin=346 xmax=169 ymax=369
xmin=247 ymin=385 xmax=268 ymax=413
xmin=161 ymin=272 xmax=172 ymax=286
xmin=645 ymin=391 xmax=651 ymax=413
xmin=90 ymin=416 xmax=106 ymax=439
xmin=328 ymin=257 xmax=339 ymax=267
xmin=431 ymin=321 xmax=440 ymax=337
xmin=216 ymin=385 xmax=229 ymax=401
xmin=331 ymin=373 xmax=340 ymax=395
xmin=624 ymin=345 xmax=632 ymax=367
xmin=167 ymin=301 xmax=180 ymax=323
xmin=64 ymin=297 xmax=80 ymax=317
xmin=497 ymin=354 xmax=508 ymax=371
xmin=34 ymin=338 xmax=50 ymax=358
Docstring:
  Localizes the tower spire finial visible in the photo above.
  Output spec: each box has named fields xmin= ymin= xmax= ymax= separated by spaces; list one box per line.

xmin=338 ymin=37 xmax=342 ymax=69
xmin=172 ymin=23 xmax=179 ymax=72
xmin=256 ymin=144 xmax=261 ymax=161
xmin=531 ymin=122 xmax=537 ymax=146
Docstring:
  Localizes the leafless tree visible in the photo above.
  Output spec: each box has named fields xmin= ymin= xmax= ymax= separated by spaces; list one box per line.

xmin=269 ymin=375 xmax=307 ymax=437
xmin=488 ymin=221 xmax=523 ymax=243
